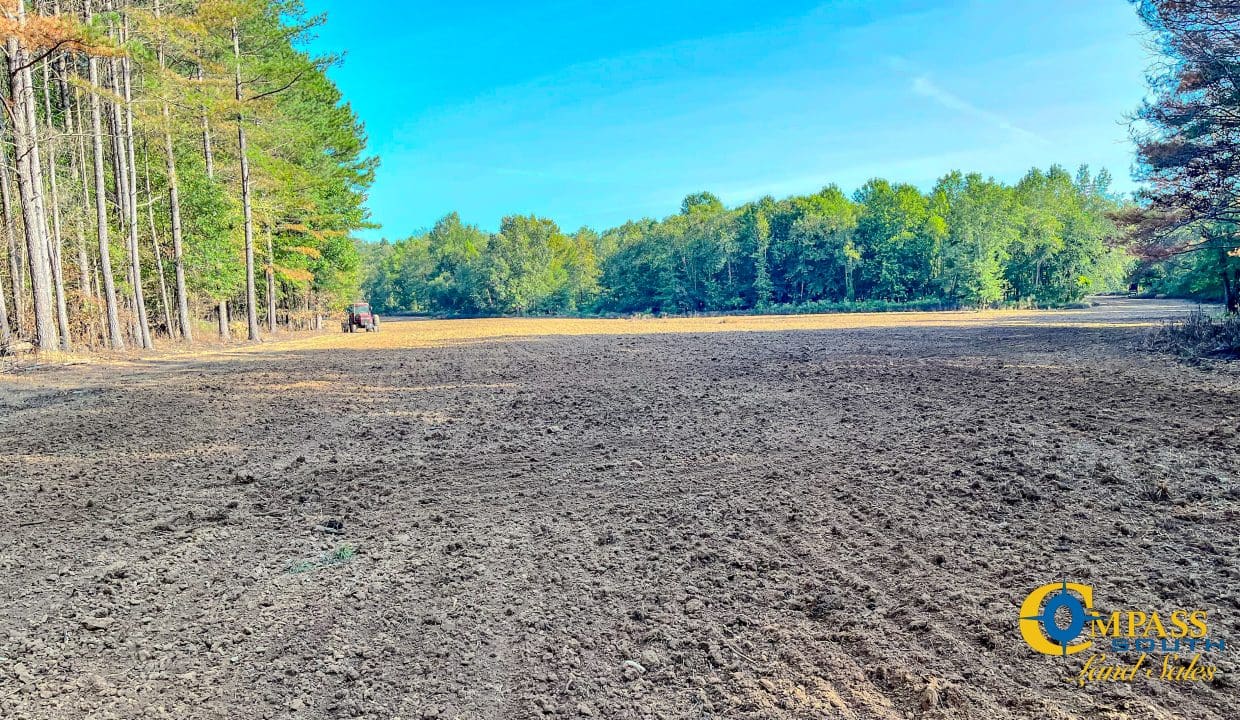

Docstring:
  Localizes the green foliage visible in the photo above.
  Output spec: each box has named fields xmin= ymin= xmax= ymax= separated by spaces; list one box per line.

xmin=286 ymin=543 xmax=358 ymax=574
xmin=1140 ymin=245 xmax=1240 ymax=300
xmin=681 ymin=192 xmax=725 ymax=216
xmin=145 ymin=0 xmax=376 ymax=317
xmin=596 ymin=220 xmax=670 ymax=313
xmin=933 ymin=172 xmax=1016 ymax=306
xmin=740 ymin=204 xmax=772 ymax=307
xmin=178 ymin=156 xmax=243 ymax=301
xmin=772 ymin=186 xmax=860 ymax=304
xmin=484 ymin=215 xmax=559 ymax=313
xmin=853 ymin=179 xmax=944 ymax=302
xmin=757 ymin=298 xmax=952 ymax=315
xmin=1127 ymin=0 xmax=1240 ymax=314
xmin=362 ymin=168 xmax=1132 ymax=316
xmin=235 ymin=3 xmax=376 ymax=312
xmin=0 ymin=0 xmax=374 ymax=348
xmin=1005 ymin=166 xmax=1129 ymax=303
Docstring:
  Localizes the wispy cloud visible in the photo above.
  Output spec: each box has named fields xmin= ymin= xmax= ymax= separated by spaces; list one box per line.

xmin=909 ymin=75 xmax=1051 ymax=146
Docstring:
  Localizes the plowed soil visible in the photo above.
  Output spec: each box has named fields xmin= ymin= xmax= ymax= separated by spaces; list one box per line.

xmin=1 ymin=298 xmax=1237 ymax=719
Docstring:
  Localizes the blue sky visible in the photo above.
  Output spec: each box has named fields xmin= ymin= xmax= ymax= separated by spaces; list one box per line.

xmin=301 ymin=0 xmax=1153 ymax=240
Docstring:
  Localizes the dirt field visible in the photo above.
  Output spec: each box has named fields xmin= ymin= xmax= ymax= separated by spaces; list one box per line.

xmin=1 ymin=298 xmax=1237 ymax=719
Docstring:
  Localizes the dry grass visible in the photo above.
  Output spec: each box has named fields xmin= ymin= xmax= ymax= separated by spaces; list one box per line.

xmin=259 ymin=303 xmax=1183 ymax=354
xmin=1151 ymin=307 xmax=1240 ymax=361
xmin=0 ymin=298 xmax=1199 ymax=373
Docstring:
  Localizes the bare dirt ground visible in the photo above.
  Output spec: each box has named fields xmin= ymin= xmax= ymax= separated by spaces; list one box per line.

xmin=1 ymin=298 xmax=1237 ymax=719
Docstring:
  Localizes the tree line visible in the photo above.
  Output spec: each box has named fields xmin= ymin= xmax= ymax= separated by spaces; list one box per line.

xmin=0 ymin=0 xmax=374 ymax=352
xmin=363 ymin=165 xmax=1132 ymax=316
xmin=1122 ymin=0 xmax=1240 ymax=312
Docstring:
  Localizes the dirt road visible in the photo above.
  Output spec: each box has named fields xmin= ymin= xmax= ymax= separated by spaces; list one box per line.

xmin=1 ymin=298 xmax=1237 ymax=719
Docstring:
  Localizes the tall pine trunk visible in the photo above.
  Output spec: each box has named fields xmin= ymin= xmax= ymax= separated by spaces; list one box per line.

xmin=165 ymin=123 xmax=191 ymax=340
xmin=106 ymin=56 xmax=136 ymax=343
xmin=20 ymin=40 xmax=63 ymax=350
xmin=266 ymin=232 xmax=275 ymax=333
xmin=197 ymin=62 xmax=228 ymax=342
xmin=85 ymin=0 xmax=124 ymax=349
xmin=41 ymin=59 xmax=71 ymax=350
xmin=6 ymin=25 xmax=58 ymax=349
xmin=155 ymin=0 xmax=191 ymax=341
xmin=0 ymin=139 xmax=24 ymax=336
xmin=218 ymin=299 xmax=230 ymax=340
xmin=197 ymin=64 xmax=215 ymax=180
xmin=233 ymin=19 xmax=259 ymax=341
xmin=117 ymin=12 xmax=152 ymax=348
xmin=142 ymin=145 xmax=173 ymax=336
xmin=0 ymin=262 xmax=10 ymax=344
xmin=63 ymin=61 xmax=100 ymax=344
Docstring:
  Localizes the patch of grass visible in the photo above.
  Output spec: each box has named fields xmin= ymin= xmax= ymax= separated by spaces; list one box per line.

xmin=1151 ymin=308 xmax=1240 ymax=361
xmin=1140 ymin=480 xmax=1172 ymax=503
xmin=286 ymin=543 xmax=358 ymax=574
xmin=329 ymin=544 xmax=357 ymax=562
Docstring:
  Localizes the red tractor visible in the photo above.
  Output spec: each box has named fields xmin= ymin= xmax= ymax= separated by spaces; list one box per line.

xmin=342 ymin=302 xmax=379 ymax=333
